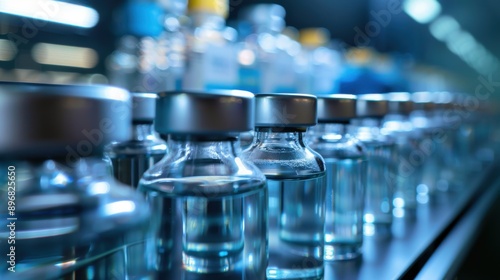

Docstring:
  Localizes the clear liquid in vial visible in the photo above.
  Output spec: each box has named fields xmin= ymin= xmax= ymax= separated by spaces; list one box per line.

xmin=323 ymin=157 xmax=366 ymax=261
xmin=140 ymin=176 xmax=267 ymax=280
xmin=109 ymin=152 xmax=165 ymax=188
xmin=266 ymin=174 xmax=326 ymax=280
xmin=363 ymin=142 xmax=397 ymax=236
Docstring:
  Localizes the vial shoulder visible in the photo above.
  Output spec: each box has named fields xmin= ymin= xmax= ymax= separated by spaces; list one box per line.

xmin=139 ymin=152 xmax=266 ymax=186
xmin=105 ymin=140 xmax=168 ymax=157
xmin=309 ymin=134 xmax=366 ymax=159
xmin=241 ymin=143 xmax=326 ymax=178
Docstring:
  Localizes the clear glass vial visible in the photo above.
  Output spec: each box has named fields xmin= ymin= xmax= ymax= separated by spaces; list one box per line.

xmin=348 ymin=94 xmax=397 ymax=237
xmin=241 ymin=93 xmax=326 ymax=280
xmin=182 ymin=0 xmax=239 ymax=91
xmin=381 ymin=92 xmax=423 ymax=214
xmin=106 ymin=0 xmax=185 ymax=92
xmin=138 ymin=90 xmax=267 ymax=279
xmin=0 ymin=82 xmax=150 ymax=280
xmin=441 ymin=92 xmax=481 ymax=188
xmin=308 ymin=94 xmax=367 ymax=260
xmin=105 ymin=93 xmax=167 ymax=188
xmin=410 ymin=92 xmax=443 ymax=194
xmin=238 ymin=4 xmax=297 ymax=93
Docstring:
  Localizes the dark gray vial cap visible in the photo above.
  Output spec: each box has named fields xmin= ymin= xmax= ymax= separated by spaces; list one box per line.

xmin=254 ymin=93 xmax=317 ymax=127
xmin=317 ymin=94 xmax=356 ymax=122
xmin=132 ymin=93 xmax=157 ymax=123
xmin=356 ymin=93 xmax=389 ymax=118
xmin=412 ymin=91 xmax=437 ymax=111
xmin=386 ymin=92 xmax=414 ymax=115
xmin=155 ymin=90 xmax=255 ymax=135
xmin=0 ymin=81 xmax=132 ymax=159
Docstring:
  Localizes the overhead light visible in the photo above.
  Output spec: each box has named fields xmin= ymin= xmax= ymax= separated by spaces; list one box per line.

xmin=0 ymin=0 xmax=99 ymax=28
xmin=429 ymin=15 xmax=460 ymax=41
xmin=32 ymin=43 xmax=98 ymax=69
xmin=403 ymin=0 xmax=442 ymax=24
xmin=0 ymin=39 xmax=17 ymax=61
xmin=429 ymin=15 xmax=500 ymax=75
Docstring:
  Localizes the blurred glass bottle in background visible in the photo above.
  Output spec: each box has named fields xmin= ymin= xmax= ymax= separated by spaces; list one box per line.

xmin=432 ymin=91 xmax=466 ymax=191
xmin=308 ymin=94 xmax=367 ymax=260
xmin=297 ymin=28 xmax=343 ymax=95
xmin=381 ymin=92 xmax=423 ymax=215
xmin=157 ymin=0 xmax=188 ymax=90
xmin=239 ymin=4 xmax=298 ymax=93
xmin=233 ymin=19 xmax=261 ymax=94
xmin=437 ymin=92 xmax=484 ymax=190
xmin=182 ymin=0 xmax=239 ymax=91
xmin=105 ymin=93 xmax=167 ymax=188
xmin=410 ymin=92 xmax=444 ymax=195
xmin=0 ymin=82 xmax=150 ymax=280
xmin=348 ymin=94 xmax=396 ymax=237
xmin=232 ymin=19 xmax=260 ymax=150
xmin=242 ymin=93 xmax=326 ymax=280
xmin=139 ymin=90 xmax=267 ymax=279
xmin=107 ymin=0 xmax=187 ymax=92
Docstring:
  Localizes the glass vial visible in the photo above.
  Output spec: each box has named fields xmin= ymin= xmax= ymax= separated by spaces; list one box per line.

xmin=138 ymin=90 xmax=267 ymax=279
xmin=105 ymin=93 xmax=167 ymax=188
xmin=238 ymin=4 xmax=298 ymax=93
xmin=0 ymin=82 xmax=150 ymax=280
xmin=410 ymin=92 xmax=443 ymax=194
xmin=308 ymin=94 xmax=367 ymax=260
xmin=182 ymin=0 xmax=239 ymax=91
xmin=348 ymin=94 xmax=396 ymax=237
xmin=106 ymin=0 xmax=186 ymax=92
xmin=381 ymin=92 xmax=424 ymax=214
xmin=241 ymin=93 xmax=326 ymax=279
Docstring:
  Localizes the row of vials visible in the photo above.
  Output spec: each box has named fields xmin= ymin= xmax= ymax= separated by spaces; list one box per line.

xmin=1 ymin=82 xmax=498 ymax=279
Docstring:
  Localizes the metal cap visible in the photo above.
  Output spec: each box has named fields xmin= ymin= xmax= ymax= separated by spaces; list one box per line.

xmin=155 ymin=90 xmax=255 ymax=134
xmin=254 ymin=93 xmax=317 ymax=127
xmin=356 ymin=94 xmax=389 ymax=118
xmin=132 ymin=93 xmax=157 ymax=123
xmin=0 ymin=81 xmax=131 ymax=159
xmin=317 ymin=94 xmax=356 ymax=122
xmin=412 ymin=91 xmax=437 ymax=111
xmin=386 ymin=92 xmax=414 ymax=115
xmin=434 ymin=91 xmax=454 ymax=110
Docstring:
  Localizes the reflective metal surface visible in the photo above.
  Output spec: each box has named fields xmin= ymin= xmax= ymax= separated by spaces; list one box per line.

xmin=356 ymin=94 xmax=389 ymax=118
xmin=0 ymin=81 xmax=131 ymax=159
xmin=254 ymin=93 xmax=317 ymax=127
xmin=155 ymin=90 xmax=255 ymax=134
xmin=131 ymin=92 xmax=157 ymax=122
xmin=316 ymin=94 xmax=357 ymax=122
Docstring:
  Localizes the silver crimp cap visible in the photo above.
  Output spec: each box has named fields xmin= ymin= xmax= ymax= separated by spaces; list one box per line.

xmin=155 ymin=90 xmax=255 ymax=134
xmin=356 ymin=93 xmax=389 ymax=118
xmin=0 ymin=81 xmax=132 ymax=159
xmin=412 ymin=91 xmax=437 ymax=111
xmin=386 ymin=92 xmax=414 ymax=115
xmin=254 ymin=93 xmax=317 ymax=127
xmin=132 ymin=93 xmax=157 ymax=123
xmin=317 ymin=94 xmax=357 ymax=122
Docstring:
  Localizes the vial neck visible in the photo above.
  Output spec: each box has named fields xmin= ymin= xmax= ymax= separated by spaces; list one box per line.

xmin=351 ymin=117 xmax=382 ymax=127
xmin=168 ymin=135 xmax=241 ymax=158
xmin=132 ymin=123 xmax=161 ymax=141
xmin=307 ymin=123 xmax=346 ymax=144
xmin=316 ymin=123 xmax=346 ymax=134
xmin=254 ymin=127 xmax=308 ymax=146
